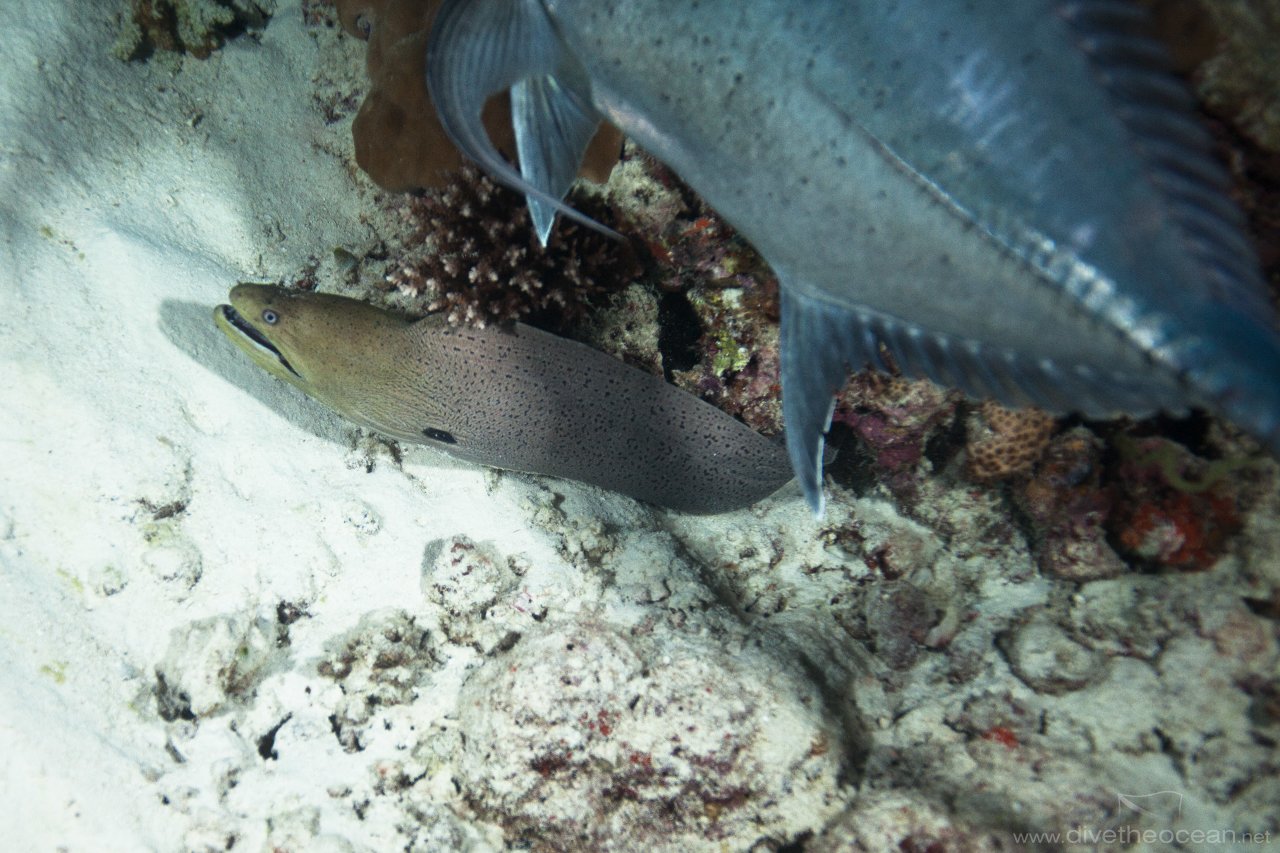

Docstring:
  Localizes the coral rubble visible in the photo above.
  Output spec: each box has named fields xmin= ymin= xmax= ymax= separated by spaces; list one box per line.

xmin=114 ymin=0 xmax=275 ymax=60
xmin=11 ymin=1 xmax=1280 ymax=850
xmin=451 ymin=615 xmax=846 ymax=849
xmin=1106 ymin=433 xmax=1246 ymax=571
xmin=1013 ymin=428 xmax=1127 ymax=581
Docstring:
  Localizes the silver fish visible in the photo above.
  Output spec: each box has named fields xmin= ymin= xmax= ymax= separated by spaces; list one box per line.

xmin=426 ymin=0 xmax=1280 ymax=513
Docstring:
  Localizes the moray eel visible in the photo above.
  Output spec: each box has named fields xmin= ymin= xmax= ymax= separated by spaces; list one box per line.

xmin=213 ymin=284 xmax=794 ymax=513
xmin=425 ymin=0 xmax=1280 ymax=514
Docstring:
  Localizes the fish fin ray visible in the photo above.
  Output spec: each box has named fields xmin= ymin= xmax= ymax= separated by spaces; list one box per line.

xmin=426 ymin=0 xmax=617 ymax=242
xmin=1060 ymin=0 xmax=1271 ymax=316
xmin=865 ymin=305 xmax=1194 ymax=416
xmin=782 ymin=282 xmax=1204 ymax=513
xmin=511 ymin=75 xmax=604 ymax=246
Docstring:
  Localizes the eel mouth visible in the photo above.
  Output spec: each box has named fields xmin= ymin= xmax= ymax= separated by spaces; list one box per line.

xmin=220 ymin=304 xmax=301 ymax=378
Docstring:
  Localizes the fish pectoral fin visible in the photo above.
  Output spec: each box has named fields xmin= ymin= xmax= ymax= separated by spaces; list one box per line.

xmin=427 ymin=0 xmax=616 ymax=245
xmin=512 ymin=75 xmax=603 ymax=246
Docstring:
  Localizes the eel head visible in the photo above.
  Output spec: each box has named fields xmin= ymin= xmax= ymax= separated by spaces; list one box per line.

xmin=213 ymin=283 xmax=410 ymax=396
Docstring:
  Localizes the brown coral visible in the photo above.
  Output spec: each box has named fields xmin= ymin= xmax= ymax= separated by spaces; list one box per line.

xmin=1014 ymin=428 xmax=1127 ymax=580
xmin=966 ymin=401 xmax=1057 ymax=482
xmin=385 ymin=166 xmax=637 ymax=329
xmin=331 ymin=0 xmax=622 ymax=192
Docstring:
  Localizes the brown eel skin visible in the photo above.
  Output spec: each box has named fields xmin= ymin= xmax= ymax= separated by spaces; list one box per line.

xmin=215 ymin=284 xmax=794 ymax=513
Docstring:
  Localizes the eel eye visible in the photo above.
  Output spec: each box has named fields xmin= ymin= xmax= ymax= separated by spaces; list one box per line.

xmin=354 ymin=13 xmax=372 ymax=39
xmin=262 ymin=309 xmax=279 ymax=325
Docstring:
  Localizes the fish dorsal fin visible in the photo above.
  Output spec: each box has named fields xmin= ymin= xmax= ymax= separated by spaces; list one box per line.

xmin=1058 ymin=1 xmax=1268 ymax=317
xmin=427 ymin=0 xmax=617 ymax=244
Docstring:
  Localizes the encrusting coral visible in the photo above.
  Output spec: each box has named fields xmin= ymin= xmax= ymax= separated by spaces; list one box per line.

xmin=385 ymin=167 xmax=638 ymax=330
xmin=1007 ymin=424 xmax=1264 ymax=578
xmin=662 ymin=208 xmax=788 ymax=432
xmin=965 ymin=401 xmax=1057 ymax=482
xmin=330 ymin=0 xmax=622 ymax=192
xmin=1013 ymin=428 xmax=1127 ymax=580
xmin=1106 ymin=433 xmax=1247 ymax=571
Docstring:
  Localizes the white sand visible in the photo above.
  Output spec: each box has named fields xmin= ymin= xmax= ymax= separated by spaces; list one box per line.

xmin=0 ymin=2 xmax=528 ymax=847
xmin=3 ymin=2 xmax=1277 ymax=851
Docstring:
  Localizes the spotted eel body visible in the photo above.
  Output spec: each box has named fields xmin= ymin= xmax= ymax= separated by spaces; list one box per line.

xmin=215 ymin=284 xmax=793 ymax=513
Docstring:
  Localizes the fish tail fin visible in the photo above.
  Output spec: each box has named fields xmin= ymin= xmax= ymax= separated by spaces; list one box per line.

xmin=427 ymin=0 xmax=617 ymax=245
xmin=780 ymin=286 xmax=862 ymax=518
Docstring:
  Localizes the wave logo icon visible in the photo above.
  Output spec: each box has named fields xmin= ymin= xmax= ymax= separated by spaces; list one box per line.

xmin=1117 ymin=790 xmax=1184 ymax=820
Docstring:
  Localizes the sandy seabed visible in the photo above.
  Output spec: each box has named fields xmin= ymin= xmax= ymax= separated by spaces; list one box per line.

xmin=1 ymin=2 xmax=1277 ymax=851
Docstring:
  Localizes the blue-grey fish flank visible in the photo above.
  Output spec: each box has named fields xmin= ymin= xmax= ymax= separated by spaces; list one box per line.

xmin=426 ymin=0 xmax=1280 ymax=514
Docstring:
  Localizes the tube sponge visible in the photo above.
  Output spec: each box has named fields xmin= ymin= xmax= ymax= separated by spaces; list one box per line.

xmin=333 ymin=0 xmax=622 ymax=192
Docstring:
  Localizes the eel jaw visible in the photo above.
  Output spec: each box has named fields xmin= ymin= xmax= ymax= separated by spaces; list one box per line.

xmin=217 ymin=304 xmax=302 ymax=379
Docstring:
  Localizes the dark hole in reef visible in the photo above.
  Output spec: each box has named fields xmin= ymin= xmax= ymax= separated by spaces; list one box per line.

xmin=1132 ymin=409 xmax=1216 ymax=457
xmin=923 ymin=407 xmax=968 ymax=471
xmin=422 ymin=426 xmax=457 ymax=444
xmin=1242 ymin=595 xmax=1280 ymax=621
xmin=154 ymin=672 xmax=196 ymax=722
xmin=657 ymin=291 xmax=702 ymax=381
xmin=774 ymin=833 xmax=813 ymax=853
xmin=276 ymin=600 xmax=307 ymax=626
xmin=257 ymin=714 xmax=293 ymax=761
xmin=1086 ymin=408 xmax=1217 ymax=468
xmin=824 ymin=422 xmax=876 ymax=496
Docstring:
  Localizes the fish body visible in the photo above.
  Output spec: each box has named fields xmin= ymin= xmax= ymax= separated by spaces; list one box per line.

xmin=427 ymin=0 xmax=1280 ymax=513
xmin=214 ymin=284 xmax=794 ymax=513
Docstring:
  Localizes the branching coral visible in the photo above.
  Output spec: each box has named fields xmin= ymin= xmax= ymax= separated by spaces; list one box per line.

xmin=114 ymin=0 xmax=275 ymax=61
xmin=385 ymin=167 xmax=638 ymax=330
xmin=330 ymin=0 xmax=622 ymax=192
